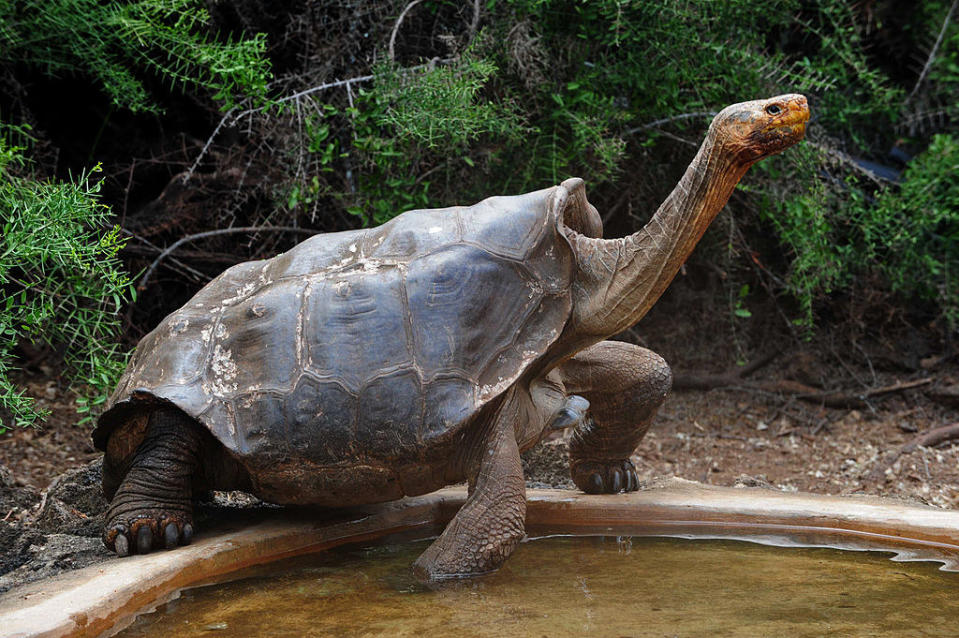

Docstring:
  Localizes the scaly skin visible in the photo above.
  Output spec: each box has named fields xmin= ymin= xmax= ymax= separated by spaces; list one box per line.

xmin=103 ymin=409 xmax=200 ymax=555
xmin=560 ymin=341 xmax=672 ymax=493
xmin=412 ymin=392 xmax=527 ymax=581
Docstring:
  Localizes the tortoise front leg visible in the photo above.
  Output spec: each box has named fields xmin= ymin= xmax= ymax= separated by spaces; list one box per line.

xmin=559 ymin=340 xmax=672 ymax=493
xmin=412 ymin=394 xmax=526 ymax=582
xmin=103 ymin=408 xmax=201 ymax=556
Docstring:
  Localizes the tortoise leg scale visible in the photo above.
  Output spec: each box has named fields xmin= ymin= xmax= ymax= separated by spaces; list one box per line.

xmin=559 ymin=340 xmax=672 ymax=494
xmin=103 ymin=409 xmax=201 ymax=555
xmin=412 ymin=393 xmax=527 ymax=582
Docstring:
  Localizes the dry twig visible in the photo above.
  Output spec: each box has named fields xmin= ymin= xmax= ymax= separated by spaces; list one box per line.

xmin=389 ymin=0 xmax=426 ymax=62
xmin=867 ymin=421 xmax=959 ymax=483
xmin=903 ymin=0 xmax=958 ymax=106
xmin=138 ymin=226 xmax=317 ymax=292
xmin=675 ymin=356 xmax=933 ymax=410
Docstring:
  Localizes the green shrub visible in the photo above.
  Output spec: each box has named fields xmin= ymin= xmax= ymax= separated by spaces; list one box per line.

xmin=0 ymin=0 xmax=274 ymax=428
xmin=0 ymin=131 xmax=133 ymax=429
xmin=0 ymin=0 xmax=271 ymax=112
xmin=264 ymin=0 xmax=955 ymax=336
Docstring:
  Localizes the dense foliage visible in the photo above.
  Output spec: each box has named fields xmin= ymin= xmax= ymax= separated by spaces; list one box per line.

xmin=0 ymin=0 xmax=270 ymax=427
xmin=0 ymin=0 xmax=956 ymax=427
xmin=0 ymin=133 xmax=131 ymax=428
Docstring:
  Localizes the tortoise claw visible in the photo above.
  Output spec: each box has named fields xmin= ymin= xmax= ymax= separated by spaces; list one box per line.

xmin=114 ymin=533 xmax=130 ymax=557
xmin=572 ymin=459 xmax=640 ymax=494
xmin=587 ymin=473 xmax=604 ymax=494
xmin=609 ymin=467 xmax=623 ymax=493
xmin=104 ymin=512 xmax=193 ymax=556
xmin=136 ymin=525 xmax=154 ymax=554
xmin=164 ymin=522 xmax=179 ymax=549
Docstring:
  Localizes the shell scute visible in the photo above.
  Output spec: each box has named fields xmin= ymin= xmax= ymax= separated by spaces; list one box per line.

xmin=405 ymin=246 xmax=536 ymax=380
xmin=356 ymin=369 xmax=424 ymax=459
xmin=282 ymin=375 xmax=357 ymax=461
xmin=303 ymin=265 xmax=413 ymax=392
xmin=368 ymin=206 xmax=463 ymax=258
xmin=420 ymin=374 xmax=476 ymax=445
xmin=216 ymin=280 xmax=305 ymax=394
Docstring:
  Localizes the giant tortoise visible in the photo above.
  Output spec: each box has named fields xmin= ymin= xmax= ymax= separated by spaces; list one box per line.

xmin=94 ymin=94 xmax=809 ymax=581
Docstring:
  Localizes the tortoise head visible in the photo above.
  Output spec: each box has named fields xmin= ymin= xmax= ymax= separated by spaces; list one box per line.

xmin=709 ymin=94 xmax=809 ymax=165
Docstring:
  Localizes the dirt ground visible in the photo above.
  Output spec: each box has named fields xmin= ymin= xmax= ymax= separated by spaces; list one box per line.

xmin=0 ymin=375 xmax=98 ymax=491
xmin=640 ymin=382 xmax=959 ymax=508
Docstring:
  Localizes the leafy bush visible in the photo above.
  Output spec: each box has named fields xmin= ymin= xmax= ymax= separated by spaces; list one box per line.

xmin=0 ymin=0 xmax=272 ymax=427
xmin=346 ymin=51 xmax=528 ymax=224
xmin=260 ymin=0 xmax=956 ymax=336
xmin=0 ymin=0 xmax=271 ymax=112
xmin=0 ymin=132 xmax=132 ymax=429
xmin=771 ymin=135 xmax=959 ymax=332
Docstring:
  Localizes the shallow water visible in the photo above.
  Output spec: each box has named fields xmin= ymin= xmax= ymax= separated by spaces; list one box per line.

xmin=117 ymin=535 xmax=959 ymax=637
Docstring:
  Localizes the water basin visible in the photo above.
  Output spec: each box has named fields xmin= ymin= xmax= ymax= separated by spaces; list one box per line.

xmin=6 ymin=482 xmax=959 ymax=637
xmin=116 ymin=535 xmax=959 ymax=637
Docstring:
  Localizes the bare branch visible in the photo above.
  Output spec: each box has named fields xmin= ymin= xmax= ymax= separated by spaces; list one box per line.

xmin=624 ymin=112 xmax=716 ymax=136
xmin=182 ymin=108 xmax=235 ymax=185
xmin=236 ymin=75 xmax=375 ymax=122
xmin=119 ymin=228 xmax=208 ymax=282
xmin=138 ymin=226 xmax=318 ymax=292
xmin=469 ymin=0 xmax=481 ymax=40
xmin=390 ymin=0 xmax=426 ymax=62
xmin=904 ymin=0 xmax=958 ymax=106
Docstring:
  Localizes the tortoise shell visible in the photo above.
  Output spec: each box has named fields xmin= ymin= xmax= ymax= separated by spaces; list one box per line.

xmin=94 ymin=179 xmax=589 ymax=474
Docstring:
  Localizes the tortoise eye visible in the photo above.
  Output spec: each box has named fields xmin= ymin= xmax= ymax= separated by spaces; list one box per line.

xmin=766 ymin=104 xmax=782 ymax=115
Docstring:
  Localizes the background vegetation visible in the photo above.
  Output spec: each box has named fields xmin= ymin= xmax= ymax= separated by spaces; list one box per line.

xmin=1 ymin=0 xmax=956 ymax=428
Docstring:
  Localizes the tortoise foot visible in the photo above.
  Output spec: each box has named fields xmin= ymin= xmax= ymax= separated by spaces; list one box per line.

xmin=571 ymin=459 xmax=639 ymax=494
xmin=104 ymin=512 xmax=194 ymax=556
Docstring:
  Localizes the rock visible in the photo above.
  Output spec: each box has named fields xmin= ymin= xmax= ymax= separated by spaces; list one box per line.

xmin=0 ymin=458 xmax=110 ymax=594
xmin=0 ymin=533 xmax=110 ymax=594
xmin=0 ymin=463 xmax=43 ymax=582
xmin=33 ymin=458 xmax=108 ymax=537
xmin=0 ymin=463 xmax=41 ymax=521
xmin=522 ymin=438 xmax=574 ymax=490
xmin=733 ymin=474 xmax=774 ymax=489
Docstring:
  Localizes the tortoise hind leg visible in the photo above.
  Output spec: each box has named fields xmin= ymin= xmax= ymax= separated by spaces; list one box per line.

xmin=103 ymin=408 xmax=203 ymax=556
xmin=559 ymin=341 xmax=672 ymax=494
xmin=412 ymin=393 xmax=526 ymax=582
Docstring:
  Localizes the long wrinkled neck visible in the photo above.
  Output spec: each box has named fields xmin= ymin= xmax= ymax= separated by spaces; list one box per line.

xmin=570 ymin=132 xmax=749 ymax=339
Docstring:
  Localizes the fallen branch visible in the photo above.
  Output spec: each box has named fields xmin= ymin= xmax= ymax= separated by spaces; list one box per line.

xmin=867 ymin=421 xmax=959 ymax=483
xmin=672 ymin=349 xmax=782 ymax=391
xmin=137 ymin=226 xmax=318 ymax=292
xmin=675 ymin=363 xmax=933 ymax=410
xmin=901 ymin=421 xmax=959 ymax=454
xmin=775 ymin=377 xmax=935 ymax=410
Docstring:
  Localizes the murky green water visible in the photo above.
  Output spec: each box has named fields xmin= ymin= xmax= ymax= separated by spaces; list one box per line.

xmin=117 ymin=535 xmax=959 ymax=637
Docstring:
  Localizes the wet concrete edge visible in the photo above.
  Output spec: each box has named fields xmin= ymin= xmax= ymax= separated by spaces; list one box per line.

xmin=3 ymin=480 xmax=959 ymax=638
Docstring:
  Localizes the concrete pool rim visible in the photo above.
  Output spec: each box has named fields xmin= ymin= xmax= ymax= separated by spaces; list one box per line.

xmin=3 ymin=478 xmax=959 ymax=638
